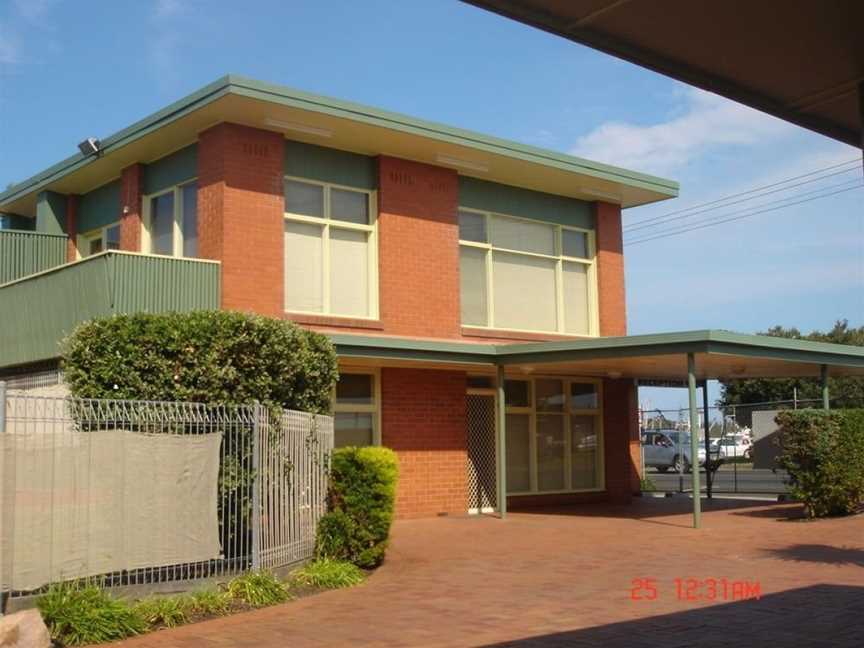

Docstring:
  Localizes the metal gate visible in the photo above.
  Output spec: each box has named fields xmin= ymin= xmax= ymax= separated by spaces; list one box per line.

xmin=466 ymin=392 xmax=497 ymax=514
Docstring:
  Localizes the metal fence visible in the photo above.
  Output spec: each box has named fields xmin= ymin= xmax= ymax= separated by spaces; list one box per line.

xmin=639 ymin=399 xmax=831 ymax=496
xmin=0 ymin=386 xmax=332 ymax=600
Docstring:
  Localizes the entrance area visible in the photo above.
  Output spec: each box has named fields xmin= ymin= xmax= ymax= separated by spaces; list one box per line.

xmin=466 ymin=391 xmax=497 ymax=514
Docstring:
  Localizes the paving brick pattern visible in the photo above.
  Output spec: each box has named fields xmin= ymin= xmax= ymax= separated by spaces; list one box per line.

xmin=114 ymin=499 xmax=864 ymax=647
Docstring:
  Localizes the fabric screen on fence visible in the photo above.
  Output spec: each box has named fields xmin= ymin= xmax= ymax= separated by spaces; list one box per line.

xmin=0 ymin=428 xmax=222 ymax=591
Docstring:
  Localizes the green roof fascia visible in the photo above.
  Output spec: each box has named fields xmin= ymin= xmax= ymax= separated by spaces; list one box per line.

xmin=495 ymin=330 xmax=864 ymax=369
xmin=228 ymin=76 xmax=679 ymax=196
xmin=0 ymin=77 xmax=234 ymax=206
xmin=1 ymin=74 xmax=678 ymax=208
xmin=329 ymin=334 xmax=497 ymax=366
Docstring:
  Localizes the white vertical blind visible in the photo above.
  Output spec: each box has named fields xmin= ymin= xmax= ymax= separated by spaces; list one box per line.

xmin=563 ymin=261 xmax=590 ymax=335
xmin=492 ymin=251 xmax=557 ymax=332
xmin=505 ymin=414 xmax=531 ymax=492
xmin=490 ymin=215 xmax=555 ymax=255
xmin=459 ymin=247 xmax=488 ymax=326
xmin=284 ymin=222 xmax=324 ymax=312
xmin=329 ymin=228 xmax=369 ymax=317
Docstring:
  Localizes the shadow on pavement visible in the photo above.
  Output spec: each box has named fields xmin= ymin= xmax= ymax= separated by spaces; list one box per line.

xmin=481 ymin=584 xmax=864 ymax=647
xmin=763 ymin=544 xmax=864 ymax=567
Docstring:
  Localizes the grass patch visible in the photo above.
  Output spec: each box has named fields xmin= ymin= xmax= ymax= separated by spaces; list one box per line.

xmin=291 ymin=558 xmax=365 ymax=590
xmin=132 ymin=595 xmax=192 ymax=629
xmin=224 ymin=571 xmax=292 ymax=608
xmin=187 ymin=588 xmax=232 ymax=617
xmin=37 ymin=581 xmax=147 ymax=646
xmin=640 ymin=477 xmax=658 ymax=492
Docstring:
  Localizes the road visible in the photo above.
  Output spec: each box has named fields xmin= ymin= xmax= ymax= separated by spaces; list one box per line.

xmin=648 ymin=465 xmax=788 ymax=494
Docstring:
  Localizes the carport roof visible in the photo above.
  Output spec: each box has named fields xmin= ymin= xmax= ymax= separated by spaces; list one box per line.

xmin=330 ymin=329 xmax=864 ymax=380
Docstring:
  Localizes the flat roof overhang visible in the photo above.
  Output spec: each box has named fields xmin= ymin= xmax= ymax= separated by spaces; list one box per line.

xmin=0 ymin=75 xmax=678 ymax=218
xmin=331 ymin=330 xmax=864 ymax=380
xmin=464 ymin=1 xmax=864 ymax=149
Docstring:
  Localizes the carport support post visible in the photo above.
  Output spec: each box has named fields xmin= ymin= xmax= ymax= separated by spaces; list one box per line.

xmin=495 ymin=364 xmax=507 ymax=519
xmin=821 ymin=364 xmax=830 ymax=411
xmin=687 ymin=354 xmax=701 ymax=529
xmin=702 ymin=380 xmax=712 ymax=499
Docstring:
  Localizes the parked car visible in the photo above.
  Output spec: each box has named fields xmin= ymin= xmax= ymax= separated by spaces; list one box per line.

xmin=641 ymin=431 xmax=710 ymax=473
xmin=710 ymin=435 xmax=752 ymax=459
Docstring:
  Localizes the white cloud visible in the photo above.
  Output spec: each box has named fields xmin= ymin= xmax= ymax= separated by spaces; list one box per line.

xmin=570 ymin=87 xmax=793 ymax=176
xmin=154 ymin=0 xmax=184 ymax=19
xmin=0 ymin=24 xmax=20 ymax=64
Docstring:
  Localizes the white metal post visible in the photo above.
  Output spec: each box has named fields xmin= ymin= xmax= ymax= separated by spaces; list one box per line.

xmin=251 ymin=402 xmax=262 ymax=570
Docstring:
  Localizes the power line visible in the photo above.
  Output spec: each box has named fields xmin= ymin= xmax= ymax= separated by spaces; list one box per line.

xmin=625 ymin=165 xmax=862 ymax=234
xmin=625 ymin=182 xmax=864 ymax=246
xmin=624 ymin=158 xmax=862 ymax=231
xmin=625 ymin=177 xmax=863 ymax=242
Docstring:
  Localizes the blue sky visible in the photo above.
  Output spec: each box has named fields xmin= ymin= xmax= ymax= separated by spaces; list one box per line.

xmin=2 ymin=0 xmax=861 ymax=410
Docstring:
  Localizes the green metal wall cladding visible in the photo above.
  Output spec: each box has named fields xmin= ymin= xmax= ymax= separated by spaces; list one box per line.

xmin=0 ymin=230 xmax=67 ymax=285
xmin=0 ymin=252 xmax=220 ymax=368
xmin=284 ymin=140 xmax=377 ymax=190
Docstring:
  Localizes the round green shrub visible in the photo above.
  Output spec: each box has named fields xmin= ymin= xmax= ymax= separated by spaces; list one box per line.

xmin=61 ymin=310 xmax=338 ymax=412
xmin=775 ymin=409 xmax=864 ymax=517
xmin=316 ymin=446 xmax=399 ymax=568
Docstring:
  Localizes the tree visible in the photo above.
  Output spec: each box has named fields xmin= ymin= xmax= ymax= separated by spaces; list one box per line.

xmin=719 ymin=320 xmax=864 ymax=414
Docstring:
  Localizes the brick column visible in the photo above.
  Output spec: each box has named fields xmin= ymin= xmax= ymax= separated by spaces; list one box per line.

xmin=381 ymin=368 xmax=468 ymax=518
xmin=603 ymin=378 xmax=640 ymax=502
xmin=120 ymin=164 xmax=144 ymax=251
xmin=198 ymin=123 xmax=284 ymax=316
xmin=65 ymin=194 xmax=79 ymax=262
xmin=595 ymin=201 xmax=627 ymax=336
xmin=377 ymin=156 xmax=460 ymax=338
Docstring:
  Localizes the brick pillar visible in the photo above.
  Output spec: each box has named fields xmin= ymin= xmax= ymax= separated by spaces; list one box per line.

xmin=381 ymin=368 xmax=468 ymax=518
xmin=120 ymin=164 xmax=144 ymax=251
xmin=65 ymin=194 xmax=79 ymax=262
xmin=198 ymin=123 xmax=284 ymax=317
xmin=595 ymin=201 xmax=627 ymax=336
xmin=377 ymin=156 xmax=460 ymax=338
xmin=603 ymin=378 xmax=640 ymax=502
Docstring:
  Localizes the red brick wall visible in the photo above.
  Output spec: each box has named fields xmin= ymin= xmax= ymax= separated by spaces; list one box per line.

xmin=595 ymin=201 xmax=627 ymax=336
xmin=377 ymin=156 xmax=461 ymax=338
xmin=198 ymin=123 xmax=284 ymax=317
xmin=602 ymin=378 xmax=640 ymax=502
xmin=381 ymin=368 xmax=468 ymax=518
xmin=119 ymin=164 xmax=143 ymax=252
xmin=65 ymin=194 xmax=78 ymax=262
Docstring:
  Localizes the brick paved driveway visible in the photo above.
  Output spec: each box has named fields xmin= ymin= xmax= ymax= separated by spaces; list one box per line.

xmin=117 ymin=498 xmax=864 ymax=647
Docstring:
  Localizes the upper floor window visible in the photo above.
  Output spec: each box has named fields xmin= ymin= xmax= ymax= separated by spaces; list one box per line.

xmin=79 ymin=222 xmax=120 ymax=258
xmin=143 ymin=181 xmax=198 ymax=258
xmin=283 ymin=178 xmax=377 ymax=318
xmin=458 ymin=209 xmax=597 ymax=335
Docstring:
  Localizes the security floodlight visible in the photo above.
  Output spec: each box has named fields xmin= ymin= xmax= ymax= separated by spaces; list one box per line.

xmin=77 ymin=137 xmax=101 ymax=156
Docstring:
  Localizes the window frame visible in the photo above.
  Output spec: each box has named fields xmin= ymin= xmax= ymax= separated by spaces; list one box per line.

xmin=141 ymin=179 xmax=198 ymax=258
xmin=283 ymin=176 xmax=379 ymax=320
xmin=458 ymin=207 xmax=599 ymax=336
xmin=77 ymin=221 xmax=121 ymax=258
xmin=332 ymin=367 xmax=381 ymax=446
xmin=500 ymin=374 xmax=605 ymax=496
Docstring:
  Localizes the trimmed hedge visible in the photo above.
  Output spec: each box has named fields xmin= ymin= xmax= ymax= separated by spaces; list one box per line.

xmin=775 ymin=409 xmax=864 ymax=518
xmin=62 ymin=311 xmax=338 ymax=412
xmin=316 ymin=447 xmax=399 ymax=568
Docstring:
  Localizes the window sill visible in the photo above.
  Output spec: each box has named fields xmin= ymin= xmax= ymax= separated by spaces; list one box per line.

xmin=461 ymin=326 xmax=596 ymax=342
xmin=285 ymin=312 xmax=384 ymax=330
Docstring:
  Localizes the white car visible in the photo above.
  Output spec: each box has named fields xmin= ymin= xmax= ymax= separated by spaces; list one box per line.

xmin=711 ymin=436 xmax=752 ymax=459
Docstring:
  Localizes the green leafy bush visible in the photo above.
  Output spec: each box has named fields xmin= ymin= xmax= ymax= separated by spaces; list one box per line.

xmin=37 ymin=581 xmax=146 ymax=646
xmin=225 ymin=571 xmax=291 ymax=607
xmin=775 ymin=409 xmax=864 ymax=517
xmin=316 ymin=447 xmax=399 ymax=568
xmin=291 ymin=558 xmax=365 ymax=589
xmin=62 ymin=310 xmax=338 ymax=413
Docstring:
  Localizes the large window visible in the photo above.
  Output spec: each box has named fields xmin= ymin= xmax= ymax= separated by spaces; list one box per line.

xmin=143 ymin=181 xmax=198 ymax=258
xmin=284 ymin=178 xmax=377 ymax=318
xmin=459 ymin=209 xmax=597 ymax=335
xmin=503 ymin=377 xmax=603 ymax=494
xmin=333 ymin=370 xmax=380 ymax=448
xmin=78 ymin=222 xmax=120 ymax=258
